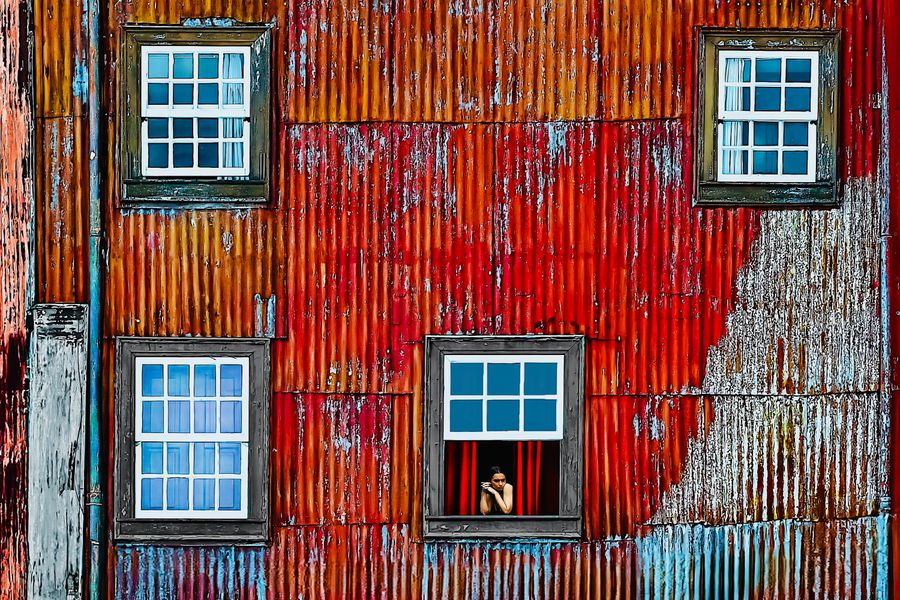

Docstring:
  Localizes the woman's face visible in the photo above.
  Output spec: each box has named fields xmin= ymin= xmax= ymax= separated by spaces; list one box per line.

xmin=490 ymin=473 xmax=506 ymax=491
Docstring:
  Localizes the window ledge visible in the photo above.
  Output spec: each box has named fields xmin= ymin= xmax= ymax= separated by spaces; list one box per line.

xmin=424 ymin=515 xmax=582 ymax=540
xmin=122 ymin=179 xmax=268 ymax=206
xmin=695 ymin=180 xmax=838 ymax=207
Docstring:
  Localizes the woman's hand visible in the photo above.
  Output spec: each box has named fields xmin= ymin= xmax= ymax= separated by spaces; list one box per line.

xmin=481 ymin=482 xmax=497 ymax=495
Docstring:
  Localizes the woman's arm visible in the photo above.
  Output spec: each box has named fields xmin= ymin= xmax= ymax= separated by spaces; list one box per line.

xmin=496 ymin=484 xmax=514 ymax=514
xmin=479 ymin=486 xmax=493 ymax=515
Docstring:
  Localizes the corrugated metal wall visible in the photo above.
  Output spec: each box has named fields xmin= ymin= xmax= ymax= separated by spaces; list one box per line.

xmin=24 ymin=0 xmax=892 ymax=597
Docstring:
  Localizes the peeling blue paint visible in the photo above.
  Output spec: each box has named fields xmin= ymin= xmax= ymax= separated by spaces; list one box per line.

xmin=182 ymin=17 xmax=240 ymax=28
xmin=72 ymin=59 xmax=88 ymax=103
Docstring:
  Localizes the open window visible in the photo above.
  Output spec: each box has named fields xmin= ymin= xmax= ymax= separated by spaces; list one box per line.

xmin=424 ymin=336 xmax=584 ymax=539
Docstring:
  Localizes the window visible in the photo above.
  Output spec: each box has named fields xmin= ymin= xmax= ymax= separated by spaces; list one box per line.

xmin=424 ymin=336 xmax=584 ymax=539
xmin=696 ymin=30 xmax=839 ymax=206
xmin=114 ymin=338 xmax=269 ymax=542
xmin=121 ymin=26 xmax=271 ymax=204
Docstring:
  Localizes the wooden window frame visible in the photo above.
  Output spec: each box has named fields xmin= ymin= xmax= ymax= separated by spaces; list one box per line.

xmin=114 ymin=337 xmax=270 ymax=543
xmin=121 ymin=25 xmax=272 ymax=205
xmin=695 ymin=29 xmax=840 ymax=207
xmin=423 ymin=336 xmax=585 ymax=540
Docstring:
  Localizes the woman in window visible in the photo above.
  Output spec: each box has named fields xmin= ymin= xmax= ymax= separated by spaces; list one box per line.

xmin=480 ymin=466 xmax=514 ymax=515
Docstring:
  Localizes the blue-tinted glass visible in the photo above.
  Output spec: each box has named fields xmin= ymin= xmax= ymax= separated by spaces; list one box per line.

xmin=147 ymin=83 xmax=168 ymax=105
xmin=167 ymin=400 xmax=190 ymax=433
xmin=172 ymin=118 xmax=192 ymax=138
xmin=140 ymin=478 xmax=163 ymax=510
xmin=785 ymin=88 xmax=811 ymax=112
xmin=524 ymin=362 xmax=557 ymax=395
xmin=172 ymin=143 xmax=192 ymax=168
xmin=198 ymin=118 xmax=218 ymax=138
xmin=198 ymin=83 xmax=218 ymax=105
xmin=755 ymin=58 xmax=781 ymax=82
xmin=198 ymin=54 xmax=219 ymax=78
xmin=524 ymin=399 xmax=557 ymax=432
xmin=783 ymin=123 xmax=809 ymax=146
xmin=450 ymin=363 xmax=483 ymax=395
xmin=193 ymin=479 xmax=215 ymax=510
xmin=752 ymin=151 xmax=778 ymax=175
xmin=141 ymin=442 xmax=163 ymax=474
xmin=222 ymin=83 xmax=243 ymax=105
xmin=167 ymin=478 xmax=189 ymax=510
xmin=721 ymin=150 xmax=749 ymax=176
xmin=194 ymin=401 xmax=216 ymax=433
xmin=486 ymin=399 xmax=519 ymax=431
xmin=147 ymin=54 xmax=168 ymax=79
xmin=147 ymin=118 xmax=168 ymax=139
xmin=219 ymin=479 xmax=241 ymax=511
xmin=224 ymin=53 xmax=244 ymax=78
xmin=754 ymin=87 xmax=781 ymax=111
xmin=753 ymin=122 xmax=778 ymax=146
xmin=220 ymin=364 xmax=243 ymax=396
xmin=166 ymin=442 xmax=190 ymax=474
xmin=194 ymin=365 xmax=217 ymax=396
xmin=173 ymin=54 xmax=193 ymax=78
xmin=142 ymin=364 xmax=164 ymax=396
xmin=220 ymin=401 xmax=242 ymax=433
xmin=141 ymin=401 xmax=164 ymax=433
xmin=742 ymin=60 xmax=751 ymax=82
xmin=487 ymin=363 xmax=520 ymax=395
xmin=223 ymin=118 xmax=243 ymax=139
xmin=785 ymin=58 xmax=811 ymax=83
xmin=782 ymin=151 xmax=809 ymax=175
xmin=741 ymin=87 xmax=751 ymax=111
xmin=194 ymin=442 xmax=216 ymax=474
xmin=198 ymin=143 xmax=218 ymax=168
xmin=167 ymin=364 xmax=189 ymax=396
xmin=220 ymin=443 xmax=241 ymax=474
xmin=147 ymin=143 xmax=168 ymax=168
xmin=173 ymin=84 xmax=193 ymax=105
xmin=449 ymin=399 xmax=482 ymax=432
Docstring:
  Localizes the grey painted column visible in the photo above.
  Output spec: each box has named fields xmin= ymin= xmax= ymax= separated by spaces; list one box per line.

xmin=28 ymin=305 xmax=88 ymax=600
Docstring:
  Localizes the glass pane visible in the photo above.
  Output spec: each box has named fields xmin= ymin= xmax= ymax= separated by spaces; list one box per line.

xmin=720 ymin=121 xmax=749 ymax=147
xmin=722 ymin=86 xmax=750 ymax=111
xmin=220 ymin=401 xmax=242 ymax=433
xmin=194 ymin=365 xmax=217 ymax=396
xmin=147 ymin=143 xmax=168 ymax=168
xmin=448 ymin=399 xmax=483 ymax=432
xmin=167 ymin=478 xmax=189 ymax=510
xmin=785 ymin=58 xmax=812 ymax=83
xmin=222 ymin=83 xmax=244 ymax=105
xmin=486 ymin=399 xmax=519 ymax=431
xmin=720 ymin=150 xmax=748 ymax=175
xmin=524 ymin=398 xmax=557 ymax=432
xmin=141 ymin=401 xmax=163 ymax=433
xmin=193 ymin=479 xmax=215 ymax=510
xmin=147 ymin=54 xmax=169 ymax=79
xmin=147 ymin=83 xmax=168 ymax=105
xmin=198 ymin=143 xmax=218 ymax=168
xmin=753 ymin=122 xmax=778 ymax=146
xmin=194 ymin=442 xmax=216 ymax=474
xmin=140 ymin=478 xmax=163 ymax=510
xmin=222 ymin=142 xmax=244 ymax=169
xmin=172 ymin=118 xmax=192 ymax=138
xmin=220 ymin=364 xmax=242 ymax=396
xmin=194 ymin=401 xmax=216 ymax=433
xmin=198 ymin=83 xmax=219 ymax=105
xmin=785 ymin=88 xmax=811 ymax=112
xmin=167 ymin=364 xmax=189 ymax=396
xmin=222 ymin=118 xmax=244 ymax=139
xmin=223 ymin=53 xmax=244 ymax=78
xmin=142 ymin=364 xmax=164 ymax=396
xmin=783 ymin=123 xmax=809 ymax=146
xmin=141 ymin=442 xmax=163 ymax=474
xmin=783 ymin=151 xmax=809 ymax=175
xmin=723 ymin=57 xmax=750 ymax=83
xmin=219 ymin=442 xmax=241 ymax=474
xmin=198 ymin=118 xmax=218 ymax=138
xmin=752 ymin=150 xmax=778 ymax=174
xmin=167 ymin=400 xmax=190 ymax=433
xmin=523 ymin=362 xmax=557 ymax=395
xmin=173 ymin=53 xmax=193 ymax=79
xmin=487 ymin=363 xmax=520 ymax=395
xmin=754 ymin=87 xmax=781 ymax=111
xmin=173 ymin=84 xmax=193 ymax=105
xmin=219 ymin=479 xmax=241 ymax=511
xmin=147 ymin=118 xmax=168 ymax=139
xmin=450 ymin=363 xmax=483 ymax=395
xmin=755 ymin=58 xmax=782 ymax=82
xmin=198 ymin=54 xmax=219 ymax=78
xmin=166 ymin=442 xmax=190 ymax=474
xmin=172 ymin=143 xmax=192 ymax=168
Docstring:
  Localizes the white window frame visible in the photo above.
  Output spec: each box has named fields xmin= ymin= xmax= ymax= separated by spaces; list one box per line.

xmin=140 ymin=45 xmax=252 ymax=178
xmin=133 ymin=355 xmax=250 ymax=520
xmin=443 ymin=354 xmax=565 ymax=441
xmin=716 ymin=49 xmax=819 ymax=184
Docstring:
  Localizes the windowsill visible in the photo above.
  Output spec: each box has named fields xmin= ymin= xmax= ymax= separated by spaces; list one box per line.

xmin=423 ymin=515 xmax=582 ymax=540
xmin=115 ymin=517 xmax=268 ymax=545
xmin=695 ymin=180 xmax=838 ymax=207
xmin=122 ymin=178 xmax=268 ymax=206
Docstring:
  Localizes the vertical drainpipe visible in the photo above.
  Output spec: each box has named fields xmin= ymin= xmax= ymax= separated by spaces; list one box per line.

xmin=86 ymin=0 xmax=104 ymax=595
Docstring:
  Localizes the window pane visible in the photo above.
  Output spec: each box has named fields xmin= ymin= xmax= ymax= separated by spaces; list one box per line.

xmin=524 ymin=362 xmax=557 ymax=395
xmin=167 ymin=400 xmax=190 ymax=433
xmin=486 ymin=399 xmax=519 ymax=431
xmin=147 ymin=143 xmax=168 ymax=168
xmin=141 ymin=442 xmax=163 ymax=474
xmin=167 ymin=364 xmax=189 ymax=396
xmin=222 ymin=142 xmax=244 ymax=169
xmin=450 ymin=363 xmax=483 ymax=395
xmin=783 ymin=123 xmax=809 ymax=146
xmin=147 ymin=54 xmax=169 ymax=79
xmin=198 ymin=143 xmax=219 ymax=168
xmin=141 ymin=401 xmax=164 ymax=433
xmin=172 ymin=84 xmax=193 ymax=105
xmin=198 ymin=118 xmax=218 ymax=138
xmin=194 ymin=365 xmax=217 ymax=396
xmin=222 ymin=118 xmax=244 ymax=139
xmin=219 ymin=479 xmax=241 ymax=510
xmin=193 ymin=479 xmax=215 ymax=510
xmin=219 ymin=443 xmax=241 ymax=474
xmin=721 ymin=121 xmax=749 ymax=147
xmin=524 ymin=399 xmax=557 ymax=432
xmin=194 ymin=401 xmax=216 ymax=433
xmin=755 ymin=58 xmax=781 ymax=82
xmin=449 ymin=399 xmax=483 ymax=432
xmin=198 ymin=54 xmax=219 ymax=78
xmin=193 ymin=442 xmax=216 ymax=474
xmin=147 ymin=83 xmax=168 ymax=105
xmin=166 ymin=442 xmax=190 ymax=474
xmin=172 ymin=118 xmax=192 ymax=138
xmin=723 ymin=57 xmax=750 ymax=83
xmin=147 ymin=118 xmax=168 ymax=139
xmin=753 ymin=122 xmax=778 ymax=146
xmin=487 ymin=363 xmax=520 ymax=395
xmin=723 ymin=86 xmax=750 ymax=111
xmin=172 ymin=143 xmax=193 ymax=168
xmin=142 ymin=364 xmax=164 ymax=396
xmin=220 ymin=401 xmax=242 ymax=433
xmin=752 ymin=151 xmax=778 ymax=174
xmin=720 ymin=150 xmax=749 ymax=175
xmin=754 ymin=87 xmax=781 ymax=111
xmin=198 ymin=83 xmax=219 ymax=105
xmin=785 ymin=87 xmax=811 ymax=111
xmin=222 ymin=83 xmax=244 ymax=105
xmin=140 ymin=478 xmax=163 ymax=510
xmin=167 ymin=478 xmax=189 ymax=510
xmin=223 ymin=53 xmax=244 ymax=78
xmin=785 ymin=58 xmax=812 ymax=83
xmin=783 ymin=151 xmax=809 ymax=175
xmin=220 ymin=364 xmax=242 ymax=396
xmin=173 ymin=53 xmax=193 ymax=79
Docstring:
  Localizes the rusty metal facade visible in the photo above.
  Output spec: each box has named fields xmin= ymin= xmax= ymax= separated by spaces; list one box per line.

xmin=11 ymin=0 xmax=895 ymax=598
